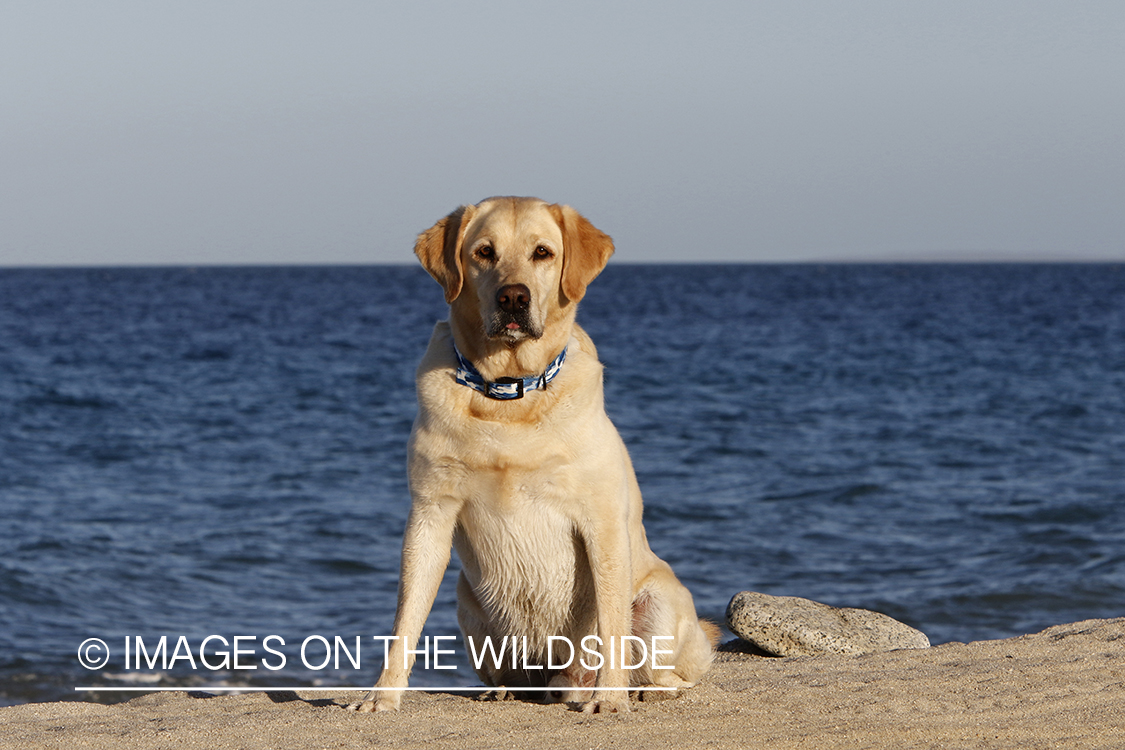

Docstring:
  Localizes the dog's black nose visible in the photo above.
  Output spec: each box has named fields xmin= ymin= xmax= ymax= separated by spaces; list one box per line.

xmin=496 ymin=284 xmax=531 ymax=313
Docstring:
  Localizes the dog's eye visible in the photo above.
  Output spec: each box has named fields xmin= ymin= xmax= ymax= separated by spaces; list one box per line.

xmin=476 ymin=245 xmax=495 ymax=260
xmin=533 ymin=245 xmax=553 ymax=260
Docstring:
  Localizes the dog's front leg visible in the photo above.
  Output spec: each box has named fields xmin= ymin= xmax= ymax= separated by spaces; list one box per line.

xmin=580 ymin=517 xmax=634 ymax=715
xmin=351 ymin=498 xmax=459 ymax=713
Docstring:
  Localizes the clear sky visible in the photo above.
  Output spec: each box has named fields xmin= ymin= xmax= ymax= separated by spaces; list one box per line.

xmin=1 ymin=1 xmax=1123 ymax=266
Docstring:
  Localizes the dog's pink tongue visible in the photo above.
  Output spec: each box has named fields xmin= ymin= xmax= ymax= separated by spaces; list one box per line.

xmin=506 ymin=323 xmax=521 ymax=330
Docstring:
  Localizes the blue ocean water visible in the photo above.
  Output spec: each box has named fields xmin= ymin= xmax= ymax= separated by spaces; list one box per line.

xmin=0 ymin=264 xmax=1122 ymax=705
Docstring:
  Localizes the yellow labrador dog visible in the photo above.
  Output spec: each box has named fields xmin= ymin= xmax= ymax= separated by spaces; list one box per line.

xmin=352 ymin=197 xmax=717 ymax=715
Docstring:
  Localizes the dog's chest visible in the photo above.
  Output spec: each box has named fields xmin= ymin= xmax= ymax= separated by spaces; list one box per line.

xmin=455 ymin=499 xmax=593 ymax=640
xmin=451 ymin=455 xmax=594 ymax=639
xmin=455 ymin=453 xmax=580 ymax=573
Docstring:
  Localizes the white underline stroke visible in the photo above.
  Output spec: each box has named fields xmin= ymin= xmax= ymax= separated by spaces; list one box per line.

xmin=74 ymin=686 xmax=676 ymax=692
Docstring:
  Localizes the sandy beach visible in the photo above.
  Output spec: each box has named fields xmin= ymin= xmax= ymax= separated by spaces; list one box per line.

xmin=3 ymin=617 xmax=1122 ymax=749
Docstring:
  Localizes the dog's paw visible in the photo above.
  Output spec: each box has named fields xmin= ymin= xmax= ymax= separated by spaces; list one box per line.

xmin=548 ymin=687 xmax=594 ymax=704
xmin=580 ymin=697 xmax=631 ymax=714
xmin=546 ymin=670 xmax=595 ymax=704
xmin=346 ymin=695 xmax=401 ymax=713
xmin=475 ymin=687 xmax=514 ymax=702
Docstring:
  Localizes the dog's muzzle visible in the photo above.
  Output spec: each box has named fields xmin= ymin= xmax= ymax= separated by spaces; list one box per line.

xmin=488 ymin=283 xmax=541 ymax=339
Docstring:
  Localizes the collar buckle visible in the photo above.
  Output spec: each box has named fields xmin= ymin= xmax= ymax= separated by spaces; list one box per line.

xmin=490 ymin=377 xmax=525 ymax=400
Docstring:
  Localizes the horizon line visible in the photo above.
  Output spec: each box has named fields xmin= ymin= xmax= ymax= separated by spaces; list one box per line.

xmin=3 ymin=258 xmax=1122 ymax=271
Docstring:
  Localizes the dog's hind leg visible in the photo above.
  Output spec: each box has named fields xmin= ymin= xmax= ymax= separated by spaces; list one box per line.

xmin=629 ymin=570 xmax=716 ymax=693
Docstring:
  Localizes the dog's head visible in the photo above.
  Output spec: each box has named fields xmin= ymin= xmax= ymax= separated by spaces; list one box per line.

xmin=414 ymin=197 xmax=614 ymax=343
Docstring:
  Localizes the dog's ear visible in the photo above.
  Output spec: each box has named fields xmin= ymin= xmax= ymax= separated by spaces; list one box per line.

xmin=414 ymin=205 xmax=476 ymax=303
xmin=548 ymin=204 xmax=615 ymax=303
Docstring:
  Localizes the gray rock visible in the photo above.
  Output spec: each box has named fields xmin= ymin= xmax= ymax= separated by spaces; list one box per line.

xmin=725 ymin=591 xmax=930 ymax=657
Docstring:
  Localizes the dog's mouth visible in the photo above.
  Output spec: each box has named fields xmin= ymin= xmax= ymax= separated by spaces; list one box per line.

xmin=487 ymin=310 xmax=542 ymax=341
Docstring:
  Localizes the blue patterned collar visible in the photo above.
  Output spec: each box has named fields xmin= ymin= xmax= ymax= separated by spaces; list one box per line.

xmin=453 ymin=343 xmax=567 ymax=400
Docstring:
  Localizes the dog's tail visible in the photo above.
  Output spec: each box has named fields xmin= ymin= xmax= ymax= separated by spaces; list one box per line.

xmin=699 ymin=618 xmax=722 ymax=649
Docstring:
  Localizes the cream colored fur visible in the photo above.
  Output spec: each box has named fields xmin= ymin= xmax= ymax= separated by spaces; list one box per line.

xmin=351 ymin=197 xmax=715 ymax=715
